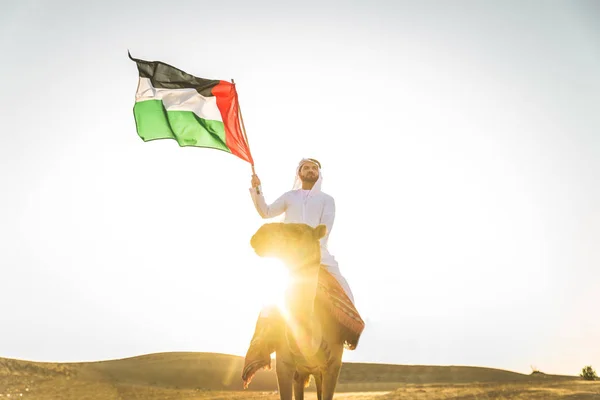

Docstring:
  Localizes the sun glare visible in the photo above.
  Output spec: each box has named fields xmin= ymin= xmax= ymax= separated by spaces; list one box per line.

xmin=254 ymin=258 xmax=290 ymax=313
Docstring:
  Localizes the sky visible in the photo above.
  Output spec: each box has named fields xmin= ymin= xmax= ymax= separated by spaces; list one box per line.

xmin=1 ymin=0 xmax=599 ymax=377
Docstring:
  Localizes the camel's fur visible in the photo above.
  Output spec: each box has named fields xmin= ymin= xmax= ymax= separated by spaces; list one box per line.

xmin=250 ymin=223 xmax=345 ymax=400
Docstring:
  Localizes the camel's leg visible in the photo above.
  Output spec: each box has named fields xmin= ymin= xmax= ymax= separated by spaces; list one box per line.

xmin=314 ymin=372 xmax=323 ymax=400
xmin=320 ymin=360 xmax=342 ymax=400
xmin=275 ymin=358 xmax=295 ymax=400
xmin=292 ymin=372 xmax=308 ymax=400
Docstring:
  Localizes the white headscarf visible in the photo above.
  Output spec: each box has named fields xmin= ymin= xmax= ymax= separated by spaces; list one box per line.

xmin=292 ymin=158 xmax=323 ymax=195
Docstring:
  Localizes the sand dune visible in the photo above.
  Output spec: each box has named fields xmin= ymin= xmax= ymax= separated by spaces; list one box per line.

xmin=1 ymin=352 xmax=597 ymax=399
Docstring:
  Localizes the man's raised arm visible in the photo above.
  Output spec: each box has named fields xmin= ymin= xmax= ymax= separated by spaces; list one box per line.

xmin=249 ymin=174 xmax=287 ymax=219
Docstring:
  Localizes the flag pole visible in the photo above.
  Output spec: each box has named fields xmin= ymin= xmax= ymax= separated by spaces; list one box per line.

xmin=232 ymin=78 xmax=261 ymax=194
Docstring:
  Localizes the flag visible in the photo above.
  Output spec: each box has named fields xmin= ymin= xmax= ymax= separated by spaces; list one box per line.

xmin=129 ymin=52 xmax=254 ymax=164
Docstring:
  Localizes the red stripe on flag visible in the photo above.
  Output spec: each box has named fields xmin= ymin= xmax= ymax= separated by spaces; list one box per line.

xmin=212 ymin=81 xmax=254 ymax=165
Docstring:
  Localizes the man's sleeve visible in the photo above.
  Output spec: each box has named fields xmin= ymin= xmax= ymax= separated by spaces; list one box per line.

xmin=321 ymin=196 xmax=336 ymax=238
xmin=249 ymin=188 xmax=287 ymax=219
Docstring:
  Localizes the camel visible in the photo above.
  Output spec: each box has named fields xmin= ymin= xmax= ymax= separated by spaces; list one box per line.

xmin=245 ymin=222 xmax=351 ymax=400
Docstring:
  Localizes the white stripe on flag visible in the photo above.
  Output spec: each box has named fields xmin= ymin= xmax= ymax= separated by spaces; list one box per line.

xmin=135 ymin=77 xmax=223 ymax=122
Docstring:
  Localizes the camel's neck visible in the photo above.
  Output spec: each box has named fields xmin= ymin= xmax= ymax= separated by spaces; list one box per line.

xmin=286 ymin=259 xmax=321 ymax=323
xmin=290 ymin=258 xmax=321 ymax=272
xmin=287 ymin=250 xmax=321 ymax=271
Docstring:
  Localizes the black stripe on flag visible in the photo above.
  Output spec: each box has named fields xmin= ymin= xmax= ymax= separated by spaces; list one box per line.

xmin=129 ymin=52 xmax=220 ymax=97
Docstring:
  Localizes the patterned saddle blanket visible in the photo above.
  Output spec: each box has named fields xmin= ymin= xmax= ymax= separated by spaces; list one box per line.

xmin=315 ymin=267 xmax=364 ymax=349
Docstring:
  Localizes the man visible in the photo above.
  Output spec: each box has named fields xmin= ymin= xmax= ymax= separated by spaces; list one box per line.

xmin=242 ymin=158 xmax=359 ymax=386
xmin=249 ymin=158 xmax=354 ymax=303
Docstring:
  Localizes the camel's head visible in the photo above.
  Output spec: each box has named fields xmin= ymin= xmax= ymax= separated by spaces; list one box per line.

xmin=250 ymin=223 xmax=326 ymax=267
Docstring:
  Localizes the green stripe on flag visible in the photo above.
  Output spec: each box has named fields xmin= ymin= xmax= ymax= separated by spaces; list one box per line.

xmin=133 ymin=99 xmax=231 ymax=152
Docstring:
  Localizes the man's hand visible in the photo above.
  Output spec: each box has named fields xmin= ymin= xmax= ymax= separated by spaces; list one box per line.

xmin=251 ymin=174 xmax=261 ymax=188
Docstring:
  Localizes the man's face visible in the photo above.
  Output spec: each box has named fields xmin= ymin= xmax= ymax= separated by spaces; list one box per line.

xmin=299 ymin=162 xmax=319 ymax=183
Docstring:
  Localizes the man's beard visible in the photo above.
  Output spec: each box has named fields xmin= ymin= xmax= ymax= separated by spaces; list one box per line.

xmin=300 ymin=171 xmax=318 ymax=184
